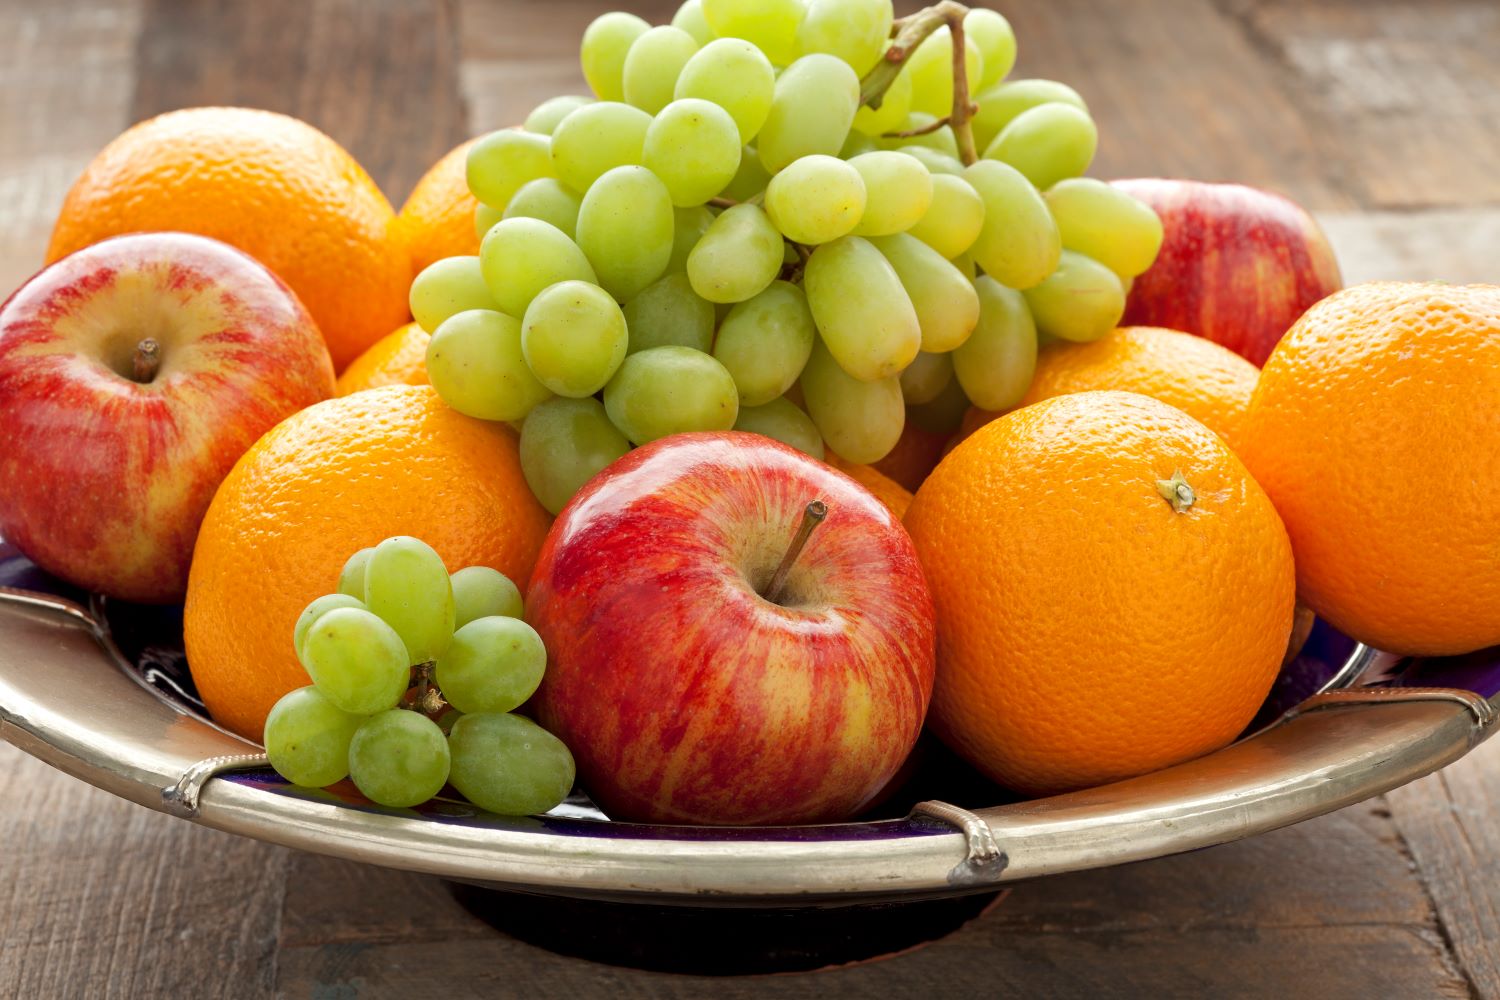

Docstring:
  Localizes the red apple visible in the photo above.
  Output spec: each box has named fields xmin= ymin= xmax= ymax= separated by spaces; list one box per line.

xmin=527 ymin=432 xmax=936 ymax=826
xmin=1113 ymin=178 xmax=1342 ymax=366
xmin=0 ymin=232 xmax=335 ymax=602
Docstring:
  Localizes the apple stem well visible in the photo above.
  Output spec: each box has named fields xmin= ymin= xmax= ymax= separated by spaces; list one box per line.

xmin=762 ymin=500 xmax=828 ymax=605
xmin=130 ymin=337 xmax=162 ymax=383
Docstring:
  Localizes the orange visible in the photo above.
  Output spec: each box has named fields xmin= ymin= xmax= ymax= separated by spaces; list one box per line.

xmin=824 ymin=454 xmax=914 ymax=519
xmin=1239 ymin=282 xmax=1500 ymax=656
xmin=953 ymin=405 xmax=1003 ymax=449
xmin=47 ymin=107 xmax=411 ymax=372
xmin=869 ymin=423 xmax=948 ymax=492
xmin=398 ymin=138 xmax=482 ymax=276
xmin=905 ymin=391 xmax=1294 ymax=795
xmin=184 ymin=386 xmax=551 ymax=740
xmin=335 ymin=322 xmax=430 ymax=396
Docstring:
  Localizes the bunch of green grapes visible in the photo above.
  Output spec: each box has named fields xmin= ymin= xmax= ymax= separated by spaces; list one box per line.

xmin=263 ymin=536 xmax=575 ymax=815
xmin=410 ymin=0 xmax=1164 ymax=514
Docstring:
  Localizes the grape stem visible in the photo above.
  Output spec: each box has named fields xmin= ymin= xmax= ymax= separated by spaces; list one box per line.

xmin=860 ymin=0 xmax=979 ymax=166
xmin=882 ymin=108 xmax=976 ymax=139
xmin=762 ymin=500 xmax=828 ymax=605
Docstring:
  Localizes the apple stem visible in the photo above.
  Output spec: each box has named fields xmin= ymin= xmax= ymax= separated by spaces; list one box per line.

xmin=763 ymin=500 xmax=828 ymax=605
xmin=131 ymin=337 xmax=161 ymax=383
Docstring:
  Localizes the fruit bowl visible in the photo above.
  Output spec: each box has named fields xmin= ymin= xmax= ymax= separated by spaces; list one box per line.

xmin=3 ymin=540 xmax=1495 ymax=907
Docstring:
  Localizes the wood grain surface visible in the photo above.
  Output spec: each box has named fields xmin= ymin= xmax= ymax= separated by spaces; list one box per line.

xmin=1 ymin=1 xmax=1497 ymax=997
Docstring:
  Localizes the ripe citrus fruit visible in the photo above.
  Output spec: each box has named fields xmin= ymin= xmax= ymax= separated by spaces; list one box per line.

xmin=905 ymin=391 xmax=1295 ymax=795
xmin=184 ymin=385 xmax=551 ymax=740
xmin=1238 ymin=282 xmax=1500 ymax=656
xmin=47 ymin=107 xmax=411 ymax=372
xmin=398 ymin=137 xmax=482 ymax=275
xmin=335 ymin=322 xmax=430 ymax=396
xmin=824 ymin=454 xmax=914 ymax=519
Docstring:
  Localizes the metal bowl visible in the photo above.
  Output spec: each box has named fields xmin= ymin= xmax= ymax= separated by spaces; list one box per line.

xmin=2 ymin=543 xmax=1495 ymax=907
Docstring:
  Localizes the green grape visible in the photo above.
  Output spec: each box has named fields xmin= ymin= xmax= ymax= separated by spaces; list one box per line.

xmin=435 ymin=617 xmax=546 ymax=715
xmin=686 ymin=203 xmax=783 ymax=303
xmin=300 ymin=607 xmax=411 ymax=715
xmin=524 ymin=95 xmax=594 ymax=136
xmin=674 ymin=38 xmax=776 ymax=145
xmin=971 ymin=78 xmax=1088 ymax=152
xmin=575 ymin=165 xmax=674 ymax=301
xmin=796 ymin=0 xmax=892 ymax=75
xmin=713 ymin=280 xmax=815 ymax=405
xmin=264 ymin=686 xmax=364 ymax=788
xmin=985 ymin=103 xmax=1098 ymax=191
xmin=966 ymin=8 xmax=1017 ymax=90
xmin=408 ymin=256 xmax=495 ymax=334
xmin=364 ymin=535 xmax=455 ymax=665
xmin=671 ymin=0 xmax=715 ymax=45
xmin=757 ymin=54 xmax=860 ymax=173
xmin=952 ymin=251 xmax=976 ymax=279
xmin=868 ymin=233 xmax=980 ymax=353
xmin=519 ymin=397 xmax=632 ymax=515
xmin=880 ymin=112 xmax=959 ymax=157
xmin=898 ymin=145 xmax=964 ymax=176
xmin=953 ymin=276 xmax=1038 ymax=410
xmin=799 ymin=339 xmax=903 ymax=463
xmin=764 ymin=154 xmax=866 ymax=245
xmin=964 ymin=160 xmax=1060 ymax=290
xmin=348 ymin=709 xmax=451 ymax=809
xmin=803 ymin=236 xmax=920 ymax=381
xmin=502 ymin=178 xmax=583 ymax=240
xmin=474 ymin=202 xmax=505 ymax=241
xmin=437 ymin=709 xmax=463 ymax=736
xmin=853 ymin=66 xmax=911 ymax=137
xmin=839 ymin=130 xmax=879 ymax=159
xmin=548 ymin=101 xmax=652 ymax=193
xmin=906 ymin=27 xmax=983 ymax=118
xmin=622 ymin=26 xmax=700 ymax=114
xmin=603 ymin=346 xmax=739 ymax=445
xmin=624 ymin=272 xmax=715 ymax=354
xmin=907 ymin=173 xmax=985 ymax=259
xmin=338 ymin=548 xmax=374 ymax=600
xmin=426 ymin=309 xmax=552 ymax=422
xmin=643 ymin=99 xmax=743 ymax=207
xmin=668 ymin=204 xmax=716 ymax=273
xmin=520 ymin=280 xmax=628 ymax=397
xmin=701 ymin=0 xmax=803 ymax=66
xmin=1044 ymin=178 xmax=1164 ymax=279
xmin=294 ymin=594 xmax=366 ymax=662
xmin=448 ymin=713 xmax=576 ymax=816
xmin=479 ymin=217 xmax=597 ymax=318
xmin=907 ymin=369 xmax=971 ymax=433
xmin=451 ymin=566 xmax=523 ymax=628
xmin=733 ymin=396 xmax=824 ymax=458
xmin=580 ymin=11 xmax=650 ymax=102
xmin=1021 ymin=249 xmax=1126 ymax=344
xmin=849 ymin=151 xmax=933 ymax=237
xmin=899 ymin=350 xmax=954 ymax=406
xmin=721 ymin=147 xmax=771 ymax=201
xmin=466 ymin=129 xmax=555 ymax=211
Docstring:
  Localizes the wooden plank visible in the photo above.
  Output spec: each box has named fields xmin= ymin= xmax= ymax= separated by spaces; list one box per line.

xmin=1317 ymin=208 xmax=1500 ymax=286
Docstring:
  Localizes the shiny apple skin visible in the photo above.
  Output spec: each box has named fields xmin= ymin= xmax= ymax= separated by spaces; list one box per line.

xmin=1114 ymin=178 xmax=1342 ymax=366
xmin=0 ymin=232 xmax=335 ymax=602
xmin=527 ymin=431 xmax=936 ymax=826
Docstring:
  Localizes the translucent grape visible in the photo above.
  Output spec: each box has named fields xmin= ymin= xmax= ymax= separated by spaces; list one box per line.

xmin=853 ymin=66 xmax=911 ymax=137
xmin=337 ymin=548 xmax=373 ymax=601
xmin=364 ymin=535 xmax=455 ymax=666
xmin=623 ymin=272 xmax=715 ymax=354
xmin=971 ymin=78 xmax=1088 ymax=151
xmin=521 ymin=280 xmax=629 ymax=397
xmin=799 ymin=339 xmax=904 ymax=463
xmin=906 ymin=27 xmax=983 ymax=118
xmin=603 ymin=346 xmax=739 ymax=445
xmin=451 ymin=565 xmax=524 ymax=628
xmin=426 ymin=309 xmax=552 ymax=422
xmin=479 ymin=217 xmax=597 ymax=318
xmin=701 ymin=0 xmax=804 ymax=66
xmin=466 ymin=130 xmax=555 ymax=211
xmin=264 ymin=686 xmax=364 ymax=788
xmin=985 ymin=103 xmax=1098 ymax=192
xmin=849 ymin=151 xmax=933 ymax=236
xmin=348 ymin=709 xmax=451 ymax=809
xmin=474 ymin=203 xmax=505 ymax=241
xmin=898 ymin=350 xmax=954 ymax=405
xmin=952 ymin=276 xmax=1038 ymax=410
xmin=674 ymin=38 xmax=776 ymax=145
xmin=524 ymin=95 xmax=593 ymax=136
xmin=803 ymin=235 xmax=920 ymax=381
xmin=622 ymin=26 xmax=700 ymax=115
xmin=300 ymin=607 xmax=411 ymax=716
xmin=408 ymin=256 xmax=495 ymax=334
xmin=668 ymin=204 xmax=716 ymax=273
xmin=721 ymin=147 xmax=772 ymax=201
xmin=671 ymin=0 xmax=715 ymax=45
xmin=733 ymin=396 xmax=824 ymax=458
xmin=1021 ymin=249 xmax=1126 ymax=343
xmin=548 ymin=101 xmax=652 ymax=193
xmin=966 ymin=8 xmax=1017 ymax=90
xmin=898 ymin=145 xmax=964 ymax=176
xmin=519 ymin=396 xmax=632 ymax=515
xmin=907 ymin=173 xmax=985 ymax=259
xmin=580 ymin=11 xmax=650 ymax=102
xmin=575 ymin=165 xmax=674 ymax=301
xmin=757 ymin=54 xmax=860 ymax=173
xmin=448 ymin=713 xmax=576 ymax=816
xmin=764 ymin=154 xmax=866 ymax=245
xmin=796 ymin=0 xmax=892 ymax=75
xmin=840 ymin=130 xmax=879 ymax=159
xmin=686 ymin=203 xmax=784 ymax=303
xmin=434 ymin=616 xmax=546 ymax=716
xmin=713 ymin=280 xmax=816 ymax=406
xmin=952 ymin=251 xmax=976 ymax=279
xmin=907 ymin=367 xmax=971 ymax=433
xmin=964 ymin=160 xmax=1061 ymax=290
xmin=880 ymin=112 xmax=959 ymax=157
xmin=1044 ymin=178 xmax=1164 ymax=279
xmin=294 ymin=594 xmax=366 ymax=662
xmin=868 ymin=233 xmax=980 ymax=353
xmin=643 ymin=99 xmax=742 ymax=207
xmin=502 ymin=178 xmax=583 ymax=239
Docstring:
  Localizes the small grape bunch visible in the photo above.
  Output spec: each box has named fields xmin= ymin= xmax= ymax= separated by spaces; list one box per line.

xmin=262 ymin=536 xmax=575 ymax=815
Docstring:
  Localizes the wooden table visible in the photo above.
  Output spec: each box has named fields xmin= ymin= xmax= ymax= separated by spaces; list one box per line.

xmin=2 ymin=1 xmax=1497 ymax=995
